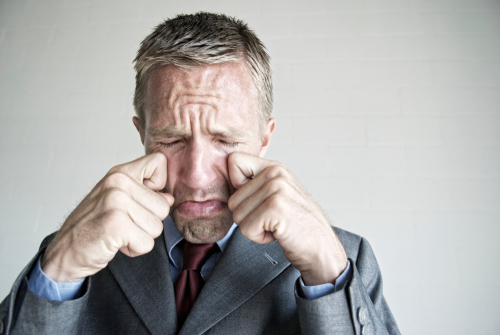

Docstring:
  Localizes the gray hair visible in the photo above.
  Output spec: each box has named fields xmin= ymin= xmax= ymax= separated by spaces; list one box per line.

xmin=133 ymin=12 xmax=273 ymax=135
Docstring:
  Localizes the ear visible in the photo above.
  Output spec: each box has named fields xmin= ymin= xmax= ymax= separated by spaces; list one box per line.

xmin=259 ymin=118 xmax=275 ymax=158
xmin=132 ymin=116 xmax=145 ymax=145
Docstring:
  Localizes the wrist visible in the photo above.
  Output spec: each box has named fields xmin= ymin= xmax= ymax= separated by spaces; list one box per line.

xmin=301 ymin=253 xmax=348 ymax=286
xmin=301 ymin=265 xmax=346 ymax=286
xmin=42 ymin=246 xmax=84 ymax=283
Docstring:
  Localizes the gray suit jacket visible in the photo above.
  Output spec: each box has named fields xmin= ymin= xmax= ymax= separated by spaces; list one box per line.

xmin=0 ymin=227 xmax=400 ymax=334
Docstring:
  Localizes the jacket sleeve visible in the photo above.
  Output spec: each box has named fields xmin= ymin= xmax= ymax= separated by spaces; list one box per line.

xmin=294 ymin=236 xmax=400 ymax=335
xmin=0 ymin=233 xmax=90 ymax=335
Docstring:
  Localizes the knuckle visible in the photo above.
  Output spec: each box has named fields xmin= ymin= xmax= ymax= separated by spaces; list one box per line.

xmin=158 ymin=208 xmax=169 ymax=220
xmin=265 ymin=164 xmax=286 ymax=179
xmin=227 ymin=196 xmax=236 ymax=211
xmin=267 ymin=177 xmax=287 ymax=193
xmin=239 ymin=224 xmax=250 ymax=237
xmin=107 ymin=163 xmax=125 ymax=176
xmin=158 ymin=199 xmax=170 ymax=219
xmin=227 ymin=151 xmax=240 ymax=164
xmin=227 ymin=153 xmax=239 ymax=178
xmin=107 ymin=165 xmax=118 ymax=175
xmin=151 ymin=152 xmax=167 ymax=165
xmin=102 ymin=188 xmax=128 ymax=208
xmin=152 ymin=219 xmax=163 ymax=237
xmin=144 ymin=236 xmax=155 ymax=252
xmin=134 ymin=236 xmax=154 ymax=255
xmin=103 ymin=172 xmax=129 ymax=189
xmin=232 ymin=209 xmax=242 ymax=224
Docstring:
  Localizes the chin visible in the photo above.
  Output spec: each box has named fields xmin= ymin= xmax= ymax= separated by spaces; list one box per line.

xmin=172 ymin=211 xmax=234 ymax=244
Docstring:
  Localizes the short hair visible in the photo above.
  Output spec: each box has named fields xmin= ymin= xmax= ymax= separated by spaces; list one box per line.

xmin=133 ymin=12 xmax=273 ymax=135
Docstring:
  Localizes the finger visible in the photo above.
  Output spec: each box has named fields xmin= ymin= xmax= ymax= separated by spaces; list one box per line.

xmin=102 ymin=175 xmax=172 ymax=220
xmin=157 ymin=191 xmax=175 ymax=207
xmin=228 ymin=152 xmax=278 ymax=189
xmin=123 ymin=194 xmax=164 ymax=238
xmin=238 ymin=194 xmax=282 ymax=244
xmin=103 ymin=210 xmax=156 ymax=258
xmin=230 ymin=177 xmax=286 ymax=224
xmin=119 ymin=226 xmax=156 ymax=258
xmin=228 ymin=164 xmax=286 ymax=212
xmin=127 ymin=185 xmax=172 ymax=220
xmin=121 ymin=152 xmax=168 ymax=191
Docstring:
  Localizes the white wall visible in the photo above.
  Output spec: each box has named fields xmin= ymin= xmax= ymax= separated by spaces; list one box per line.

xmin=1 ymin=0 xmax=499 ymax=334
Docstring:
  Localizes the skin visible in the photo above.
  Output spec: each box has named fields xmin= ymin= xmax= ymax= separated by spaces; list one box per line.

xmin=135 ymin=62 xmax=269 ymax=244
xmin=42 ymin=61 xmax=348 ymax=286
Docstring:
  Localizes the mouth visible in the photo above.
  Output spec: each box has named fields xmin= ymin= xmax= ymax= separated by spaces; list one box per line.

xmin=176 ymin=200 xmax=226 ymax=218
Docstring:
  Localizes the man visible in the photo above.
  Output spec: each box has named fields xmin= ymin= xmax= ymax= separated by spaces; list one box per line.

xmin=0 ymin=13 xmax=399 ymax=335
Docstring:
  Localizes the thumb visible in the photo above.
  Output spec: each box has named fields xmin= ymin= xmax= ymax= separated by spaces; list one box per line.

xmin=228 ymin=152 xmax=276 ymax=189
xmin=126 ymin=152 xmax=168 ymax=191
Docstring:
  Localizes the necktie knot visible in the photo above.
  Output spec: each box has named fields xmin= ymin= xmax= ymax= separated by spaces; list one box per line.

xmin=182 ymin=242 xmax=218 ymax=271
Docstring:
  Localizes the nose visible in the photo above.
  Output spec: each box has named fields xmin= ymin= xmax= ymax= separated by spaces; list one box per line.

xmin=180 ymin=140 xmax=220 ymax=190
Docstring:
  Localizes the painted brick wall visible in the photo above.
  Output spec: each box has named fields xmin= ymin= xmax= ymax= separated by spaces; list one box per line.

xmin=1 ymin=0 xmax=499 ymax=333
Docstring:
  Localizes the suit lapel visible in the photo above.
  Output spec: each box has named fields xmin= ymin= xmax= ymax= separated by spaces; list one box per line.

xmin=179 ymin=229 xmax=291 ymax=335
xmin=108 ymin=232 xmax=178 ymax=335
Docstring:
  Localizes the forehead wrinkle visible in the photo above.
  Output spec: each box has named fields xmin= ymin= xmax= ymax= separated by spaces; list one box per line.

xmin=146 ymin=63 xmax=259 ymax=140
xmin=177 ymin=101 xmax=217 ymax=130
xmin=199 ymin=104 xmax=214 ymax=136
xmin=169 ymin=87 xmax=221 ymax=109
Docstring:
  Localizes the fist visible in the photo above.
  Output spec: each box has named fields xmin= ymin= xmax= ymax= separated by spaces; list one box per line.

xmin=227 ymin=152 xmax=348 ymax=286
xmin=42 ymin=153 xmax=174 ymax=282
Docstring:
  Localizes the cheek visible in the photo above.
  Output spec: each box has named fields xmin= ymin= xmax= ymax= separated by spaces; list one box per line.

xmin=213 ymin=151 xmax=231 ymax=183
xmin=165 ymin=156 xmax=179 ymax=193
xmin=164 ymin=148 xmax=192 ymax=193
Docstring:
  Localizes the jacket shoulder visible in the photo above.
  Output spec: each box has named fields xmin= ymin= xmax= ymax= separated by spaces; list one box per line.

xmin=39 ymin=232 xmax=58 ymax=250
xmin=332 ymin=226 xmax=367 ymax=263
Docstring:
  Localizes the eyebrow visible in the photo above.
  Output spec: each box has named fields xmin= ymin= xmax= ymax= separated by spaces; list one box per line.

xmin=147 ymin=125 xmax=185 ymax=138
xmin=147 ymin=125 xmax=251 ymax=139
xmin=211 ymin=127 xmax=251 ymax=139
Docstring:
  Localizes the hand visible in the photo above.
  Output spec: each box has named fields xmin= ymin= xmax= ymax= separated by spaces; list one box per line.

xmin=227 ymin=152 xmax=348 ymax=286
xmin=42 ymin=153 xmax=174 ymax=282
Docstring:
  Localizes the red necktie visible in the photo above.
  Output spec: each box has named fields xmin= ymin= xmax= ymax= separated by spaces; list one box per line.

xmin=174 ymin=241 xmax=219 ymax=327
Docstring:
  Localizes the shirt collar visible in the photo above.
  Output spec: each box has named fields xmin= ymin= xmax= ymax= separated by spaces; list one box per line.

xmin=163 ymin=215 xmax=238 ymax=268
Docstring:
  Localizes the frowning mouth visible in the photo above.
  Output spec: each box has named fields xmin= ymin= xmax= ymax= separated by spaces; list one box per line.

xmin=176 ymin=200 xmax=226 ymax=218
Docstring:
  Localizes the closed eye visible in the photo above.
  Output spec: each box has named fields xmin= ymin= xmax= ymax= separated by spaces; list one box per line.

xmin=158 ymin=140 xmax=181 ymax=148
xmin=219 ymin=140 xmax=239 ymax=147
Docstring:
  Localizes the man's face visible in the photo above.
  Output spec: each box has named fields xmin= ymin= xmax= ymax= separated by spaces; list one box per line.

xmin=134 ymin=62 xmax=274 ymax=243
